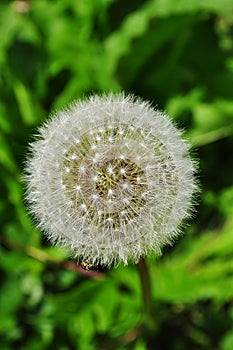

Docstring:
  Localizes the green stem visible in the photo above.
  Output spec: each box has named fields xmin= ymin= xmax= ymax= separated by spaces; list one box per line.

xmin=137 ymin=257 xmax=154 ymax=329
xmin=0 ymin=236 xmax=104 ymax=280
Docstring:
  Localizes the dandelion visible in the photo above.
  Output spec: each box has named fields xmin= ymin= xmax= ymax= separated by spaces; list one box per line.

xmin=25 ymin=93 xmax=197 ymax=268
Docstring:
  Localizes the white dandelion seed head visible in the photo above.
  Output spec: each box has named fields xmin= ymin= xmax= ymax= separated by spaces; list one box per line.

xmin=24 ymin=93 xmax=198 ymax=267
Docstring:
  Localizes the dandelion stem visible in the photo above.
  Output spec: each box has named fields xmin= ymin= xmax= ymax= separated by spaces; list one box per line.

xmin=137 ymin=257 xmax=154 ymax=329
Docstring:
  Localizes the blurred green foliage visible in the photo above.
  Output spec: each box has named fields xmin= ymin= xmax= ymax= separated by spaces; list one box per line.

xmin=1 ymin=0 xmax=233 ymax=349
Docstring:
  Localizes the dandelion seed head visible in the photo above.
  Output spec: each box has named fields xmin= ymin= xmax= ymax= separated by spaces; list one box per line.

xmin=25 ymin=93 xmax=198 ymax=267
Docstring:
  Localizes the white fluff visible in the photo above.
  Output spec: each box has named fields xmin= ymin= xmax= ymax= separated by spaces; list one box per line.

xmin=25 ymin=93 xmax=197 ymax=267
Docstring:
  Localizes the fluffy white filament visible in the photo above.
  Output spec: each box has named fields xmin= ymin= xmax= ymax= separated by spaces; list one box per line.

xmin=25 ymin=93 xmax=197 ymax=267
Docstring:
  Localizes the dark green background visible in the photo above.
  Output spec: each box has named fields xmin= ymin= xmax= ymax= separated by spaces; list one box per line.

xmin=1 ymin=0 xmax=233 ymax=349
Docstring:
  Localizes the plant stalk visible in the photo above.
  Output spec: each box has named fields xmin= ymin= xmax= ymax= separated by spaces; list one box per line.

xmin=137 ymin=257 xmax=154 ymax=329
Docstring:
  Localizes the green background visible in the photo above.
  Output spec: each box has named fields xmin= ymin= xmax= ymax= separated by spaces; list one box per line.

xmin=1 ymin=0 xmax=233 ymax=349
